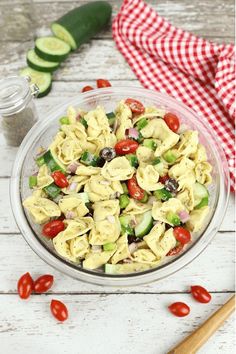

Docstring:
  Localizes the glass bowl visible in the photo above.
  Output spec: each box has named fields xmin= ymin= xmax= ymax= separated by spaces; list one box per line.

xmin=10 ymin=87 xmax=230 ymax=286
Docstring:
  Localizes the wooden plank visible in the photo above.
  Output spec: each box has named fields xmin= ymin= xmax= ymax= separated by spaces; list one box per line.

xmin=0 ymin=293 xmax=234 ymax=354
xmin=0 ymin=231 xmax=234 ymax=293
xmin=0 ymin=0 xmax=234 ymax=42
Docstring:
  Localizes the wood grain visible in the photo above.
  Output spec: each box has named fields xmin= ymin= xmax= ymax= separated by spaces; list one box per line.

xmin=0 ymin=293 xmax=234 ymax=354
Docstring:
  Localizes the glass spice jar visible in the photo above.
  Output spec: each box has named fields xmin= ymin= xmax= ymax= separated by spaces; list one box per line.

xmin=0 ymin=75 xmax=39 ymax=147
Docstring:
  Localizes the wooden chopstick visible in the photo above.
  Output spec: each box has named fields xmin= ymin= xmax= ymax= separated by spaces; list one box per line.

xmin=168 ymin=295 xmax=235 ymax=354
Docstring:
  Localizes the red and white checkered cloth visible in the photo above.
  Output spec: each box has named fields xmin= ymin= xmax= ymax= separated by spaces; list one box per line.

xmin=112 ymin=0 xmax=235 ymax=191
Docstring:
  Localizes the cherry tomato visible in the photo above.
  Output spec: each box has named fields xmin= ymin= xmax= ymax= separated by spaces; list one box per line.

xmin=125 ymin=98 xmax=145 ymax=114
xmin=127 ymin=175 xmax=145 ymax=200
xmin=34 ymin=274 xmax=54 ymax=294
xmin=51 ymin=171 xmax=69 ymax=188
xmin=17 ymin=272 xmax=34 ymax=299
xmin=164 ymin=112 xmax=180 ymax=132
xmin=50 ymin=299 xmax=68 ymax=322
xmin=96 ymin=79 xmax=111 ymax=88
xmin=159 ymin=174 xmax=169 ymax=184
xmin=167 ymin=243 xmax=184 ymax=256
xmin=42 ymin=220 xmax=65 ymax=239
xmin=82 ymin=86 xmax=94 ymax=93
xmin=168 ymin=302 xmax=190 ymax=317
xmin=173 ymin=227 xmax=191 ymax=245
xmin=115 ymin=139 xmax=139 ymax=155
xmin=191 ymin=285 xmax=212 ymax=303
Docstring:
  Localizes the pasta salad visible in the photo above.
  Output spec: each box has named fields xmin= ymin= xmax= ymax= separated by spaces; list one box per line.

xmin=23 ymin=98 xmax=212 ymax=274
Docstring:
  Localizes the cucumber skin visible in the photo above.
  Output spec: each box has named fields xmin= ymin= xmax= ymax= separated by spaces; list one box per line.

xmin=37 ymin=83 xmax=52 ymax=98
xmin=27 ymin=58 xmax=59 ymax=73
xmin=35 ymin=45 xmax=69 ymax=63
xmin=51 ymin=1 xmax=112 ymax=50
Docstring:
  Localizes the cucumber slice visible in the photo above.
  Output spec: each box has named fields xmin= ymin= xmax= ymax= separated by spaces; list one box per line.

xmin=51 ymin=2 xmax=112 ymax=50
xmin=119 ymin=215 xmax=134 ymax=235
xmin=193 ymin=182 xmax=209 ymax=209
xmin=43 ymin=183 xmax=61 ymax=199
xmin=43 ymin=150 xmax=66 ymax=173
xmin=134 ymin=211 xmax=153 ymax=238
xmin=77 ymin=192 xmax=89 ymax=204
xmin=35 ymin=36 xmax=71 ymax=62
xmin=20 ymin=67 xmax=52 ymax=98
xmin=27 ymin=49 xmax=60 ymax=73
xmin=80 ymin=151 xmax=99 ymax=166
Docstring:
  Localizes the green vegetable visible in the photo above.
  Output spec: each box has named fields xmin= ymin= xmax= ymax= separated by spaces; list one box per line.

xmin=51 ymin=2 xmax=112 ymax=50
xmin=140 ymin=191 xmax=148 ymax=203
xmin=119 ymin=194 xmax=130 ymax=209
xmin=195 ymin=196 xmax=209 ymax=209
xmin=80 ymin=118 xmax=88 ymax=128
xmin=26 ymin=49 xmax=60 ymax=73
xmin=126 ymin=154 xmax=139 ymax=168
xmin=166 ymin=212 xmax=181 ymax=226
xmin=103 ymin=243 xmax=116 ymax=251
xmin=163 ymin=150 xmax=177 ymax=164
xmin=43 ymin=150 xmax=66 ymax=172
xmin=119 ymin=215 xmax=134 ymax=235
xmin=143 ymin=139 xmax=157 ymax=151
xmin=136 ymin=118 xmax=148 ymax=131
xmin=121 ymin=182 xmax=128 ymax=194
xmin=136 ymin=132 xmax=144 ymax=143
xmin=43 ymin=183 xmax=61 ymax=198
xmin=20 ymin=67 xmax=52 ymax=98
xmin=134 ymin=211 xmax=153 ymax=238
xmin=59 ymin=116 xmax=69 ymax=125
xmin=36 ymin=155 xmax=45 ymax=167
xmin=152 ymin=157 xmax=161 ymax=165
xmin=77 ymin=192 xmax=89 ymax=204
xmin=80 ymin=151 xmax=99 ymax=166
xmin=35 ymin=36 xmax=71 ymax=62
xmin=106 ymin=112 xmax=116 ymax=126
xmin=193 ymin=182 xmax=209 ymax=209
xmin=154 ymin=188 xmax=172 ymax=201
xmin=29 ymin=176 xmax=37 ymax=188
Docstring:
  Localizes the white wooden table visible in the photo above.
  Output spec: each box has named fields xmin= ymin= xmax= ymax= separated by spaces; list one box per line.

xmin=0 ymin=1 xmax=235 ymax=353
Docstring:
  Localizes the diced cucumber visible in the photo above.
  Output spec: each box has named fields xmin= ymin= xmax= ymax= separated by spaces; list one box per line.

xmin=43 ymin=150 xmax=66 ymax=173
xmin=106 ymin=112 xmax=116 ymax=126
xmin=134 ymin=211 xmax=153 ymax=238
xmin=163 ymin=150 xmax=177 ymax=163
xmin=121 ymin=182 xmax=128 ymax=194
xmin=126 ymin=154 xmax=139 ymax=168
xmin=80 ymin=118 xmax=88 ymax=128
xmin=154 ymin=188 xmax=172 ymax=201
xmin=80 ymin=151 xmax=99 ymax=166
xmin=143 ymin=139 xmax=157 ymax=151
xmin=35 ymin=36 xmax=71 ymax=62
xmin=140 ymin=191 xmax=148 ymax=203
xmin=77 ymin=192 xmax=89 ymax=204
xmin=20 ymin=67 xmax=52 ymax=98
xmin=43 ymin=183 xmax=61 ymax=198
xmin=166 ymin=212 xmax=181 ymax=226
xmin=136 ymin=118 xmax=148 ymax=131
xmin=119 ymin=194 xmax=130 ymax=209
xmin=26 ymin=49 xmax=60 ymax=73
xmin=152 ymin=157 xmax=161 ymax=165
xmin=59 ymin=116 xmax=70 ymax=125
xmin=51 ymin=2 xmax=112 ymax=50
xmin=36 ymin=155 xmax=45 ymax=167
xmin=103 ymin=243 xmax=116 ymax=252
xmin=29 ymin=176 xmax=37 ymax=188
xmin=193 ymin=182 xmax=209 ymax=209
xmin=119 ymin=215 xmax=134 ymax=235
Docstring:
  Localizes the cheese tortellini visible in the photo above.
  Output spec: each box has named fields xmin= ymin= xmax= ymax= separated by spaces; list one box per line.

xmin=23 ymin=100 xmax=212 ymax=274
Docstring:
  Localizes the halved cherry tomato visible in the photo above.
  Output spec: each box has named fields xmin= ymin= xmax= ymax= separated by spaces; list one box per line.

xmin=167 ymin=243 xmax=184 ymax=256
xmin=82 ymin=86 xmax=94 ymax=93
xmin=127 ymin=175 xmax=145 ymax=200
xmin=115 ymin=139 xmax=139 ymax=155
xmin=125 ymin=98 xmax=145 ymax=114
xmin=50 ymin=299 xmax=68 ymax=322
xmin=96 ymin=79 xmax=111 ymax=88
xmin=17 ymin=272 xmax=34 ymax=299
xmin=159 ymin=174 xmax=169 ymax=184
xmin=42 ymin=220 xmax=65 ymax=239
xmin=51 ymin=171 xmax=69 ymax=188
xmin=164 ymin=112 xmax=180 ymax=132
xmin=173 ymin=227 xmax=191 ymax=245
xmin=191 ymin=285 xmax=211 ymax=303
xmin=34 ymin=274 xmax=54 ymax=294
xmin=168 ymin=302 xmax=190 ymax=317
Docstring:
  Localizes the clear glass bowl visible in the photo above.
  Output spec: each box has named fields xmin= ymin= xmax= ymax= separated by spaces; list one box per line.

xmin=10 ymin=87 xmax=230 ymax=286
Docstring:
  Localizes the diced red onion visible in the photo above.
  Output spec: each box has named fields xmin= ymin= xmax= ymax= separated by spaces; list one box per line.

xmin=178 ymin=210 xmax=190 ymax=223
xmin=76 ymin=113 xmax=81 ymax=121
xmin=32 ymin=171 xmax=38 ymax=176
xmin=65 ymin=211 xmax=76 ymax=219
xmin=106 ymin=215 xmax=115 ymax=224
xmin=126 ymin=127 xmax=139 ymax=140
xmin=69 ymin=182 xmax=78 ymax=191
xmin=128 ymin=242 xmax=138 ymax=254
xmin=67 ymin=162 xmax=79 ymax=174
xmin=147 ymin=196 xmax=156 ymax=205
xmin=130 ymin=218 xmax=137 ymax=227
